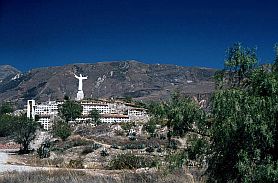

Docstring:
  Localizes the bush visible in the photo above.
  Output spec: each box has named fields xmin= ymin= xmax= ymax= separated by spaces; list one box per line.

xmin=123 ymin=143 xmax=146 ymax=150
xmin=92 ymin=143 xmax=102 ymax=150
xmin=114 ymin=130 xmax=125 ymax=136
xmin=137 ymin=144 xmax=145 ymax=149
xmin=37 ymin=141 xmax=50 ymax=158
xmin=128 ymin=135 xmax=136 ymax=141
xmin=160 ymin=134 xmax=166 ymax=140
xmin=111 ymin=144 xmax=119 ymax=149
xmin=52 ymin=120 xmax=71 ymax=141
xmin=144 ymin=118 xmax=156 ymax=135
xmin=120 ymin=122 xmax=135 ymax=131
xmin=157 ymin=147 xmax=163 ymax=153
xmin=81 ymin=146 xmax=94 ymax=155
xmin=72 ymin=138 xmax=92 ymax=147
xmin=68 ymin=159 xmax=84 ymax=169
xmin=100 ymin=149 xmax=109 ymax=156
xmin=167 ymin=140 xmax=178 ymax=150
xmin=109 ymin=153 xmax=158 ymax=170
xmin=145 ymin=146 xmax=155 ymax=153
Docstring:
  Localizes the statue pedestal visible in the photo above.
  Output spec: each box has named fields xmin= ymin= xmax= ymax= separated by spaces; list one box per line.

xmin=76 ymin=90 xmax=84 ymax=101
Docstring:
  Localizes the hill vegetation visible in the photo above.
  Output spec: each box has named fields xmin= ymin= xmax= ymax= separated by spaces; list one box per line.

xmin=1 ymin=43 xmax=278 ymax=182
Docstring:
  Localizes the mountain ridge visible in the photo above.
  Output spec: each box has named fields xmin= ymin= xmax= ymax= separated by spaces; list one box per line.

xmin=0 ymin=65 xmax=21 ymax=81
xmin=0 ymin=61 xmax=217 ymax=105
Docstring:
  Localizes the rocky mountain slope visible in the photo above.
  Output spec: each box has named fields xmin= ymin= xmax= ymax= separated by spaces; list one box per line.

xmin=0 ymin=61 xmax=216 ymax=104
xmin=0 ymin=65 xmax=21 ymax=82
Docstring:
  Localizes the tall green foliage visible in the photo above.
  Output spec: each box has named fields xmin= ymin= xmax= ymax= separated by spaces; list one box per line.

xmin=52 ymin=119 xmax=72 ymax=141
xmin=11 ymin=116 xmax=38 ymax=153
xmin=144 ymin=117 xmax=157 ymax=136
xmin=58 ymin=100 xmax=82 ymax=122
xmin=156 ymin=44 xmax=278 ymax=182
xmin=90 ymin=109 xmax=101 ymax=125
xmin=148 ymin=93 xmax=207 ymax=142
xmin=224 ymin=43 xmax=257 ymax=87
xmin=272 ymin=44 xmax=278 ymax=73
xmin=0 ymin=114 xmax=14 ymax=137
xmin=0 ymin=102 xmax=13 ymax=115
xmin=206 ymin=44 xmax=278 ymax=182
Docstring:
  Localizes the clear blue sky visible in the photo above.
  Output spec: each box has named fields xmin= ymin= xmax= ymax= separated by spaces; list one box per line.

xmin=0 ymin=0 xmax=278 ymax=71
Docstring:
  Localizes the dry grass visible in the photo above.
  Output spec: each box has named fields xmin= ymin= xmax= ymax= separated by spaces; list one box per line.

xmin=0 ymin=169 xmax=194 ymax=183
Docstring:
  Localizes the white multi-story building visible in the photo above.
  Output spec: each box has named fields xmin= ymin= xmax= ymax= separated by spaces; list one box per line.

xmin=27 ymin=99 xmax=147 ymax=130
xmin=38 ymin=117 xmax=52 ymax=130
xmin=81 ymin=102 xmax=110 ymax=115
xmin=128 ymin=108 xmax=147 ymax=116
xmin=34 ymin=101 xmax=62 ymax=116
xmin=27 ymin=100 xmax=62 ymax=130
xmin=100 ymin=114 xmax=130 ymax=123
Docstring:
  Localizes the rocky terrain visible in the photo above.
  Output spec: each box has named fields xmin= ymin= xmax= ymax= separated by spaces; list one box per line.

xmin=0 ymin=65 xmax=21 ymax=82
xmin=1 ymin=123 xmax=198 ymax=183
xmin=0 ymin=61 xmax=216 ymax=105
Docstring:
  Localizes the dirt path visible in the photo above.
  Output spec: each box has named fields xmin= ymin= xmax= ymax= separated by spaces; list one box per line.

xmin=0 ymin=150 xmax=60 ymax=173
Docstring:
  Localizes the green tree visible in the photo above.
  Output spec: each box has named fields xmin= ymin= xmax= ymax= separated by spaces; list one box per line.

xmin=205 ymin=44 xmax=278 ymax=182
xmin=272 ymin=44 xmax=278 ymax=73
xmin=149 ymin=93 xmax=207 ymax=143
xmin=52 ymin=119 xmax=71 ymax=141
xmin=144 ymin=117 xmax=156 ymax=136
xmin=0 ymin=114 xmax=14 ymax=137
xmin=90 ymin=109 xmax=101 ymax=125
xmin=224 ymin=43 xmax=257 ymax=87
xmin=146 ymin=43 xmax=278 ymax=182
xmin=58 ymin=100 xmax=82 ymax=122
xmin=123 ymin=96 xmax=133 ymax=103
xmin=11 ymin=115 xmax=38 ymax=154
xmin=208 ymin=84 xmax=278 ymax=182
xmin=0 ymin=102 xmax=13 ymax=115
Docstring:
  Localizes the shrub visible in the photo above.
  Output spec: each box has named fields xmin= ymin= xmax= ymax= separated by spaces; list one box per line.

xmin=114 ymin=130 xmax=125 ymax=136
xmin=109 ymin=153 xmax=158 ymax=170
xmin=167 ymin=140 xmax=178 ymax=150
xmin=111 ymin=144 xmax=119 ymax=149
xmin=157 ymin=147 xmax=163 ymax=153
xmin=128 ymin=135 xmax=136 ymax=141
xmin=120 ymin=122 xmax=135 ymax=131
xmin=145 ymin=146 xmax=155 ymax=153
xmin=123 ymin=143 xmax=146 ymax=150
xmin=68 ymin=159 xmax=84 ymax=169
xmin=52 ymin=120 xmax=71 ymax=141
xmin=92 ymin=143 xmax=102 ymax=150
xmin=137 ymin=144 xmax=145 ymax=149
xmin=144 ymin=118 xmax=156 ymax=135
xmin=100 ymin=149 xmax=109 ymax=156
xmin=37 ymin=141 xmax=50 ymax=158
xmin=160 ymin=134 xmax=166 ymax=140
xmin=81 ymin=146 xmax=94 ymax=155
xmin=72 ymin=138 xmax=91 ymax=146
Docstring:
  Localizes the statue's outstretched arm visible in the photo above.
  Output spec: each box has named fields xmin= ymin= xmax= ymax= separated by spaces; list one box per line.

xmin=74 ymin=74 xmax=79 ymax=79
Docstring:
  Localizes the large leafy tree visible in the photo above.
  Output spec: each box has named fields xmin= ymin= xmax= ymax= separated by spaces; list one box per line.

xmin=0 ymin=102 xmax=13 ymax=115
xmin=224 ymin=43 xmax=257 ymax=87
xmin=89 ymin=109 xmax=101 ymax=125
xmin=144 ymin=117 xmax=157 ymax=136
xmin=148 ymin=93 xmax=207 ymax=143
xmin=58 ymin=100 xmax=82 ymax=122
xmin=272 ymin=44 xmax=278 ymax=73
xmin=0 ymin=114 xmax=14 ymax=137
xmin=52 ymin=118 xmax=72 ymax=141
xmin=11 ymin=115 xmax=39 ymax=154
xmin=206 ymin=44 xmax=278 ymax=182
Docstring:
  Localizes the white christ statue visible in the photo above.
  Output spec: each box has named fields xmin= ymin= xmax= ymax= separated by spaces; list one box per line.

xmin=74 ymin=74 xmax=88 ymax=91
xmin=74 ymin=73 xmax=88 ymax=101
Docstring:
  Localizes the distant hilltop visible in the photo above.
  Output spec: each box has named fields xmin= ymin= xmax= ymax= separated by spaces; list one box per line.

xmin=0 ymin=60 xmax=216 ymax=105
xmin=0 ymin=65 xmax=21 ymax=81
